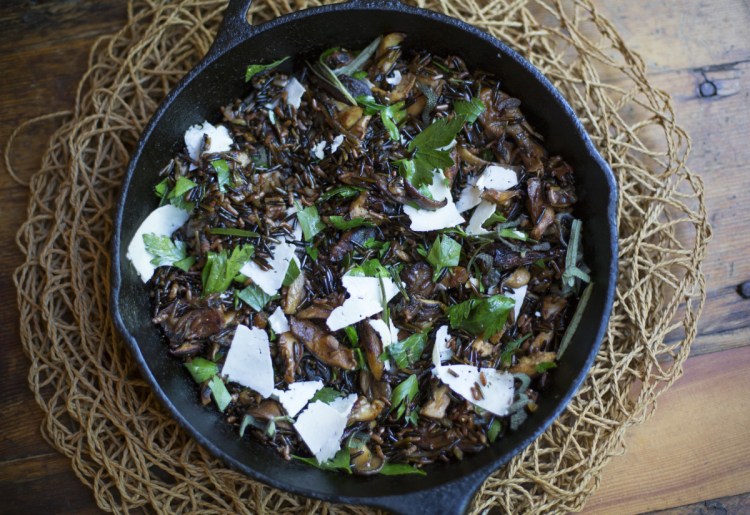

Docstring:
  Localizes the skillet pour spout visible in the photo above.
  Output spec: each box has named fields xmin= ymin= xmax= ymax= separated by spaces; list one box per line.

xmin=110 ymin=0 xmax=618 ymax=512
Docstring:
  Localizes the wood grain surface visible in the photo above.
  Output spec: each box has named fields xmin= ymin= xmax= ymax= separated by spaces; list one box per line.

xmin=1 ymin=1 xmax=748 ymax=513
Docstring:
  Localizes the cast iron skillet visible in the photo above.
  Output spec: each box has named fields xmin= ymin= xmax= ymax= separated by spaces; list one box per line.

xmin=111 ymin=0 xmax=618 ymax=512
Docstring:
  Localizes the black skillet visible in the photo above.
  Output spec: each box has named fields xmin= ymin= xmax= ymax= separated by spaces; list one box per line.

xmin=111 ymin=0 xmax=618 ymax=512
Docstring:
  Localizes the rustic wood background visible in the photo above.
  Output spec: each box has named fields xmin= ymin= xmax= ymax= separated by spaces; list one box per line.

xmin=1 ymin=1 xmax=748 ymax=513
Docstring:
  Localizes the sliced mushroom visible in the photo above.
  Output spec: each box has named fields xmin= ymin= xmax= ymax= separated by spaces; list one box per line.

xmin=349 ymin=396 xmax=385 ymax=423
xmin=529 ymin=331 xmax=553 ymax=353
xmin=247 ymin=400 xmax=292 ymax=430
xmin=531 ymin=205 xmax=556 ymax=240
xmin=289 ymin=317 xmax=357 ymax=370
xmin=278 ymin=332 xmax=302 ymax=384
xmin=361 ymin=321 xmax=385 ymax=380
xmin=510 ymin=351 xmax=557 ymax=376
xmin=541 ymin=295 xmax=567 ymax=321
xmin=388 ymin=72 xmax=416 ymax=102
xmin=420 ymin=385 xmax=450 ymax=419
xmin=283 ymin=269 xmax=306 ymax=315
xmin=338 ymin=106 xmax=363 ymax=129
xmin=505 ymin=267 xmax=531 ymax=289
xmin=351 ymin=445 xmax=384 ymax=475
xmin=472 ymin=337 xmax=494 ymax=358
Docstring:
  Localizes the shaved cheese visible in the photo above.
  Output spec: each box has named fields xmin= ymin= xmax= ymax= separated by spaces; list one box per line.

xmin=455 ymin=176 xmax=481 ymax=213
xmin=184 ymin=121 xmax=233 ymax=162
xmin=126 ymin=205 xmax=190 ymax=282
xmin=311 ymin=140 xmax=326 ymax=160
xmin=506 ymin=285 xmax=527 ymax=321
xmin=433 ymin=365 xmax=514 ymax=416
xmin=294 ymin=398 xmax=355 ymax=463
xmin=240 ymin=242 xmax=296 ymax=296
xmin=330 ymin=134 xmax=345 ymax=153
xmin=284 ymin=77 xmax=305 ymax=109
xmin=271 ymin=381 xmax=323 ymax=417
xmin=328 ymin=392 xmax=358 ymax=416
xmin=403 ymin=170 xmax=464 ymax=232
xmin=431 ymin=325 xmax=453 ymax=367
xmin=385 ymin=69 xmax=402 ymax=86
xmin=268 ymin=306 xmax=290 ymax=334
xmin=368 ymin=318 xmax=399 ymax=371
xmin=466 ymin=200 xmax=496 ymax=235
xmin=326 ymin=275 xmax=401 ymax=331
xmin=476 ymin=164 xmax=518 ymax=191
xmin=222 ymin=325 xmax=274 ymax=398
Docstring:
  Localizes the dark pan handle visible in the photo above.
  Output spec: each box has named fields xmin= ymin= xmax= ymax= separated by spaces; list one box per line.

xmin=204 ymin=0 xmax=256 ymax=62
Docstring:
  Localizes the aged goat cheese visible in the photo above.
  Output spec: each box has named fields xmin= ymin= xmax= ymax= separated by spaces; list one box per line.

xmin=431 ymin=325 xmax=454 ymax=367
xmin=433 ymin=365 xmax=514 ymax=416
xmin=268 ymin=306 xmax=291 ymax=334
xmin=506 ymin=285 xmax=528 ymax=321
xmin=293 ymin=393 xmax=358 ymax=463
xmin=284 ymin=77 xmax=306 ymax=109
xmin=326 ymin=275 xmax=402 ymax=331
xmin=239 ymin=242 xmax=296 ymax=296
xmin=271 ymin=381 xmax=324 ymax=418
xmin=456 ymin=164 xmax=518 ymax=214
xmin=311 ymin=140 xmax=326 ymax=160
xmin=222 ymin=325 xmax=274 ymax=398
xmin=184 ymin=121 xmax=233 ymax=163
xmin=330 ymin=134 xmax=345 ymax=153
xmin=126 ymin=205 xmax=189 ymax=282
xmin=368 ymin=318 xmax=399 ymax=371
xmin=403 ymin=170 xmax=465 ymax=232
xmin=465 ymin=200 xmax=497 ymax=236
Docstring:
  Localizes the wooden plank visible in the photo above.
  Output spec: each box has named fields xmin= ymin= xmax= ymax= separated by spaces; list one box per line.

xmin=582 ymin=345 xmax=750 ymax=514
xmin=647 ymin=491 xmax=750 ymax=515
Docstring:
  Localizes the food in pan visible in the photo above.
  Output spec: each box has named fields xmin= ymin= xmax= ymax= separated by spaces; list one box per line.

xmin=126 ymin=34 xmax=591 ymax=475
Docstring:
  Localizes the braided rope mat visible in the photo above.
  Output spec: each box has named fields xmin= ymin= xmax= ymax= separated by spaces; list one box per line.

xmin=10 ymin=0 xmax=710 ymax=512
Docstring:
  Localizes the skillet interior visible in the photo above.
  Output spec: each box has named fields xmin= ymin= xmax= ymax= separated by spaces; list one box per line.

xmin=112 ymin=2 xmax=617 ymax=512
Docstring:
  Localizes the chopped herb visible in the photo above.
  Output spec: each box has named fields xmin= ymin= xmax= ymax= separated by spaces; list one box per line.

xmin=319 ymin=185 xmax=364 ymax=201
xmin=184 ymin=357 xmax=218 ymax=383
xmin=397 ymin=115 xmax=466 ymax=189
xmin=245 ymin=56 xmax=289 ymax=82
xmin=293 ymin=448 xmax=351 ymax=473
xmin=557 ymin=282 xmax=593 ymax=359
xmin=426 ymin=234 xmax=461 ymax=281
xmin=239 ymin=414 xmax=263 ymax=437
xmin=447 ymin=294 xmax=515 ymax=339
xmin=310 ymin=387 xmax=344 ymax=404
xmin=352 ymin=70 xmax=368 ymax=79
xmin=294 ymin=201 xmax=325 ymax=242
xmin=327 ymin=215 xmax=375 ymax=231
xmin=535 ymin=361 xmax=557 ymax=373
xmin=207 ymin=376 xmax=232 ymax=411
xmin=356 ymin=95 xmax=407 ymax=141
xmin=201 ymin=244 xmax=254 ymax=295
xmin=209 ymin=227 xmax=260 ymax=238
xmin=378 ymin=462 xmax=426 ymax=476
xmin=500 ymin=333 xmax=531 ymax=367
xmin=168 ymin=176 xmax=197 ymax=199
xmin=211 ymin=159 xmax=231 ymax=192
xmin=334 ymin=36 xmax=382 ymax=76
xmin=562 ymin=219 xmax=591 ymax=287
xmin=309 ymin=59 xmax=356 ymax=105
xmin=482 ymin=211 xmax=507 ymax=228
xmin=282 ymin=258 xmax=300 ymax=287
xmin=487 ymin=419 xmax=502 ymax=443
xmin=172 ymin=256 xmax=196 ymax=272
xmin=344 ymin=326 xmax=359 ymax=346
xmin=154 ymin=178 xmax=169 ymax=199
xmin=498 ymin=228 xmax=535 ymax=242
xmin=306 ymin=246 xmax=319 ymax=261
xmin=347 ymin=258 xmax=390 ymax=278
xmin=142 ymin=233 xmax=190 ymax=269
xmin=391 ymin=374 xmax=418 ymax=420
xmin=453 ymin=97 xmax=486 ymax=123
xmin=237 ymin=283 xmax=276 ymax=311
xmin=388 ymin=331 xmax=427 ymax=369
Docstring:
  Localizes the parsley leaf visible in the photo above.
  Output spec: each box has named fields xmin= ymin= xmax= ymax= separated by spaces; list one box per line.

xmin=282 ymin=258 xmax=300 ymax=287
xmin=327 ymin=216 xmax=374 ymax=230
xmin=453 ymin=97 xmax=486 ymax=123
xmin=426 ymin=234 xmax=461 ymax=281
xmin=535 ymin=361 xmax=557 ymax=373
xmin=207 ymin=376 xmax=232 ymax=411
xmin=209 ymin=227 xmax=260 ymax=238
xmin=211 ymin=159 xmax=231 ymax=192
xmin=561 ymin=219 xmax=591 ymax=287
xmin=154 ymin=178 xmax=169 ymax=200
xmin=142 ymin=233 xmax=190 ymax=269
xmin=498 ymin=228 xmax=535 ymax=242
xmin=184 ymin=357 xmax=218 ymax=383
xmin=306 ymin=247 xmax=319 ymax=261
xmin=487 ymin=419 xmax=502 ymax=443
xmin=409 ymin=115 xmax=465 ymax=152
xmin=391 ymin=374 xmax=419 ymax=420
xmin=447 ymin=294 xmax=515 ymax=339
xmin=356 ymin=95 xmax=406 ymax=141
xmin=237 ymin=283 xmax=275 ymax=311
xmin=310 ymin=387 xmax=344 ymax=404
xmin=245 ymin=56 xmax=289 ymax=82
xmin=319 ymin=185 xmax=364 ymax=201
xmin=500 ymin=333 xmax=531 ymax=366
xmin=388 ymin=332 xmax=428 ymax=369
xmin=379 ymin=463 xmax=427 ymax=476
xmin=201 ymin=244 xmax=254 ymax=295
xmin=168 ymin=176 xmax=197 ymax=199
xmin=482 ymin=211 xmax=507 ymax=228
xmin=347 ymin=258 xmax=390 ymax=278
xmin=294 ymin=201 xmax=325 ymax=242
xmin=344 ymin=326 xmax=359 ymax=346
xmin=293 ymin=449 xmax=351 ymax=473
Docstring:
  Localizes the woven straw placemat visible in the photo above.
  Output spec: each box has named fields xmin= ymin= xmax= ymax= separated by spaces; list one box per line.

xmin=9 ymin=0 xmax=710 ymax=513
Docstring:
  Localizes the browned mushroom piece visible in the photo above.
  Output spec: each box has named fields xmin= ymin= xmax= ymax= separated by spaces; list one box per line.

xmin=420 ymin=384 xmax=451 ymax=419
xmin=277 ymin=331 xmax=302 ymax=384
xmin=349 ymin=396 xmax=385 ymax=423
xmin=289 ymin=318 xmax=357 ymax=370
xmin=510 ymin=351 xmax=557 ymax=376
xmin=360 ymin=321 xmax=385 ymax=380
xmin=351 ymin=445 xmax=385 ymax=475
xmin=246 ymin=400 xmax=292 ymax=430
xmin=541 ymin=296 xmax=567 ymax=321
xmin=282 ymin=269 xmax=306 ymax=315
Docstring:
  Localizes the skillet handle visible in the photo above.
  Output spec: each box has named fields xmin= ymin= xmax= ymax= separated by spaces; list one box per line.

xmin=371 ymin=471 xmax=486 ymax=515
xmin=204 ymin=0 xmax=256 ymax=61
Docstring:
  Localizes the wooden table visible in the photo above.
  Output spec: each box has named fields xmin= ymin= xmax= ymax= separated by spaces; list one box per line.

xmin=1 ymin=1 xmax=748 ymax=513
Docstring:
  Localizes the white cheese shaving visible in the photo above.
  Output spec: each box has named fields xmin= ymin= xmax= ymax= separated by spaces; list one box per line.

xmin=475 ymin=164 xmax=518 ymax=191
xmin=271 ymin=381 xmax=324 ymax=417
xmin=293 ymin=397 xmax=356 ymax=463
xmin=403 ymin=170 xmax=465 ymax=232
xmin=284 ymin=77 xmax=305 ymax=109
xmin=433 ymin=365 xmax=514 ymax=416
xmin=326 ymin=275 xmax=401 ymax=331
xmin=431 ymin=325 xmax=453 ymax=367
xmin=126 ymin=205 xmax=190 ymax=282
xmin=222 ymin=325 xmax=274 ymax=398
xmin=328 ymin=392 xmax=358 ymax=416
xmin=311 ymin=140 xmax=326 ymax=160
xmin=465 ymin=200 xmax=496 ymax=235
xmin=239 ymin=242 xmax=296 ymax=296
xmin=385 ymin=69 xmax=402 ymax=86
xmin=268 ymin=306 xmax=290 ymax=334
xmin=368 ymin=318 xmax=399 ymax=371
xmin=455 ymin=176 xmax=482 ymax=213
xmin=184 ymin=121 xmax=233 ymax=162
xmin=330 ymin=134 xmax=345 ymax=153
xmin=506 ymin=285 xmax=528 ymax=321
